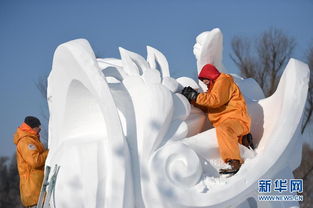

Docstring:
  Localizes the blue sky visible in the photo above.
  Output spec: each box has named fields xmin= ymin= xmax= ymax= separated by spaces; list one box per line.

xmin=0 ymin=0 xmax=312 ymax=157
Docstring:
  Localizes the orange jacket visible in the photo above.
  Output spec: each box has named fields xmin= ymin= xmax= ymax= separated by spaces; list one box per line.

xmin=195 ymin=73 xmax=251 ymax=132
xmin=13 ymin=123 xmax=48 ymax=207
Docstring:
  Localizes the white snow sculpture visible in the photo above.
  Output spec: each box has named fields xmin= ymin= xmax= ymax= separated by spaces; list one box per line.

xmin=193 ymin=28 xmax=225 ymax=92
xmin=46 ymin=28 xmax=309 ymax=208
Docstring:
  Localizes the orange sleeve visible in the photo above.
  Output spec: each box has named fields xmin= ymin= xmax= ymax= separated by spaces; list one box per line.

xmin=196 ymin=77 xmax=233 ymax=108
xmin=17 ymin=139 xmax=48 ymax=169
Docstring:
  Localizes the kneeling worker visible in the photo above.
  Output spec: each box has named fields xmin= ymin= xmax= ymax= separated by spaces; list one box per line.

xmin=13 ymin=116 xmax=49 ymax=207
xmin=182 ymin=64 xmax=251 ymax=174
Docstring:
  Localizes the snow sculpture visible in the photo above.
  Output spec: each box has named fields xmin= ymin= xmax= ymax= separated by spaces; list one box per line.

xmin=46 ymin=28 xmax=309 ymax=208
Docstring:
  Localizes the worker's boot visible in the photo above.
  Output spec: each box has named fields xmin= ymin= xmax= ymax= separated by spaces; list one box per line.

xmin=242 ymin=133 xmax=255 ymax=150
xmin=219 ymin=159 xmax=241 ymax=175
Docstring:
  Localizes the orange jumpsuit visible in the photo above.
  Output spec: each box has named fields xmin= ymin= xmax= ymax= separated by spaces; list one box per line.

xmin=13 ymin=123 xmax=48 ymax=207
xmin=195 ymin=73 xmax=251 ymax=162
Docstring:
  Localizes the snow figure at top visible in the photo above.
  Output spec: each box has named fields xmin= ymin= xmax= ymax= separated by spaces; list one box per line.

xmin=45 ymin=28 xmax=309 ymax=208
xmin=193 ymin=28 xmax=226 ymax=92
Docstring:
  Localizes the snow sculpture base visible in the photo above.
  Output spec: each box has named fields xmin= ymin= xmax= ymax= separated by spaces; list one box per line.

xmin=46 ymin=29 xmax=309 ymax=208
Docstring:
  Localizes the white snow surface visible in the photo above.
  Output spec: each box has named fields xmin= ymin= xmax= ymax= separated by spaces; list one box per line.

xmin=46 ymin=28 xmax=309 ymax=208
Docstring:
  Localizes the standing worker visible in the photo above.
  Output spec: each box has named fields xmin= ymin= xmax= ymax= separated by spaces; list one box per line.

xmin=13 ymin=116 xmax=49 ymax=207
xmin=182 ymin=64 xmax=252 ymax=174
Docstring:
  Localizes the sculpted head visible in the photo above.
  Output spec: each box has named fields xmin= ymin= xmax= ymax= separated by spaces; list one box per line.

xmin=193 ymin=31 xmax=210 ymax=61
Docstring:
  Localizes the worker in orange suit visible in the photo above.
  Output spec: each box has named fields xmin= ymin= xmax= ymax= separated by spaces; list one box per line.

xmin=182 ymin=64 xmax=252 ymax=174
xmin=13 ymin=116 xmax=49 ymax=207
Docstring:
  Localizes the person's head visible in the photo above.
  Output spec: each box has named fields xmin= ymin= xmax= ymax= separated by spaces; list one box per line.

xmin=24 ymin=116 xmax=41 ymax=133
xmin=198 ymin=64 xmax=221 ymax=85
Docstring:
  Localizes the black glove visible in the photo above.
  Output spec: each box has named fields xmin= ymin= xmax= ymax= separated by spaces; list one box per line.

xmin=182 ymin=86 xmax=199 ymax=102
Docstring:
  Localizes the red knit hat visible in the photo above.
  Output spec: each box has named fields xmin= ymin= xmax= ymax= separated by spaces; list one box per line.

xmin=198 ymin=64 xmax=221 ymax=81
